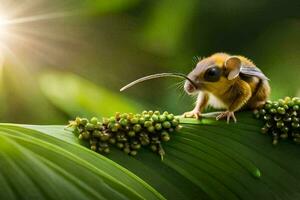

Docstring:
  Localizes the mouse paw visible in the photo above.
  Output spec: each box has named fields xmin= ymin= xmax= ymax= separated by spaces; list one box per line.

xmin=182 ymin=110 xmax=201 ymax=119
xmin=216 ymin=111 xmax=237 ymax=124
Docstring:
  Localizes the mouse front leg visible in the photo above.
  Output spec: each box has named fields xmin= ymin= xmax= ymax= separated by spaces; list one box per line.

xmin=183 ymin=92 xmax=209 ymax=119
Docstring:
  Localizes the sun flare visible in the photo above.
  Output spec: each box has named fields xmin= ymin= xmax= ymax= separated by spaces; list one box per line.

xmin=0 ymin=0 xmax=79 ymax=69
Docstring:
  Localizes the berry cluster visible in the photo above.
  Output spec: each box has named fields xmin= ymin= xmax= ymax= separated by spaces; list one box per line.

xmin=254 ymin=97 xmax=300 ymax=145
xmin=68 ymin=111 xmax=181 ymax=159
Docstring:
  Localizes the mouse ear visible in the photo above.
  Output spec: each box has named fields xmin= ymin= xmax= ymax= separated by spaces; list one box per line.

xmin=225 ymin=56 xmax=241 ymax=80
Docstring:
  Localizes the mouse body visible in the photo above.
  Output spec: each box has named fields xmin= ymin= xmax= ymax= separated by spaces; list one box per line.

xmin=183 ymin=52 xmax=270 ymax=123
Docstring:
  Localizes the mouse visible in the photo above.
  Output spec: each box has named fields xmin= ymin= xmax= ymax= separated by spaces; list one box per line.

xmin=120 ymin=52 xmax=271 ymax=123
xmin=183 ymin=52 xmax=271 ymax=123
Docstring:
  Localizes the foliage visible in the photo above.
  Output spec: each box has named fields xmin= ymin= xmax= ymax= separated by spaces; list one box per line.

xmin=39 ymin=72 xmax=142 ymax=118
xmin=1 ymin=111 xmax=300 ymax=199
xmin=0 ymin=124 xmax=163 ymax=200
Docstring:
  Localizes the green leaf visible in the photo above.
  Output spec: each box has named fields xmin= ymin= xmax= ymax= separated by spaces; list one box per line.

xmin=0 ymin=124 xmax=164 ymax=200
xmin=21 ymin=112 xmax=300 ymax=199
xmin=39 ymin=72 xmax=142 ymax=118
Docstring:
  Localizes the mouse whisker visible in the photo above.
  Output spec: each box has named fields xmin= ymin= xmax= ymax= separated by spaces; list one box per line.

xmin=120 ymin=73 xmax=197 ymax=92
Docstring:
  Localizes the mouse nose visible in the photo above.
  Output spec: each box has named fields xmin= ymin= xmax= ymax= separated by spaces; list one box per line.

xmin=184 ymin=81 xmax=196 ymax=94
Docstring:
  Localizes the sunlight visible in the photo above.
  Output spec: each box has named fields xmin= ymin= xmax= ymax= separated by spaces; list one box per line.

xmin=0 ymin=14 xmax=8 ymax=68
xmin=0 ymin=0 xmax=79 ymax=70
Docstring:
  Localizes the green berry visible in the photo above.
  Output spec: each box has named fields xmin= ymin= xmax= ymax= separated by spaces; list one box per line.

xmin=272 ymin=102 xmax=279 ymax=108
xmin=277 ymin=107 xmax=286 ymax=115
xmin=163 ymin=111 xmax=169 ymax=115
xmin=111 ymin=126 xmax=118 ymax=132
xmin=265 ymin=122 xmax=272 ymax=128
xmin=264 ymin=103 xmax=272 ymax=110
xmin=120 ymin=113 xmax=128 ymax=119
xmin=142 ymin=111 xmax=148 ymax=115
xmin=99 ymin=142 xmax=108 ymax=148
xmin=292 ymin=122 xmax=300 ymax=128
xmin=130 ymin=117 xmax=139 ymax=124
xmin=150 ymin=144 xmax=157 ymax=152
xmin=93 ymin=130 xmax=102 ymax=138
xmin=254 ymin=113 xmax=260 ymax=119
xmin=284 ymin=96 xmax=291 ymax=102
xmin=81 ymin=118 xmax=88 ymax=126
xmin=90 ymin=117 xmax=98 ymax=125
xmin=293 ymin=105 xmax=299 ymax=111
xmin=278 ymin=99 xmax=285 ymax=106
xmin=148 ymin=110 xmax=154 ymax=115
xmin=140 ymin=139 xmax=150 ymax=146
xmin=171 ymin=119 xmax=179 ymax=126
xmin=259 ymin=109 xmax=266 ymax=115
xmin=123 ymin=147 xmax=130 ymax=154
xmin=147 ymin=126 xmax=155 ymax=133
xmin=263 ymin=114 xmax=271 ymax=121
xmin=276 ymin=121 xmax=284 ymax=128
xmin=283 ymin=116 xmax=292 ymax=122
xmin=116 ymin=134 xmax=127 ymax=142
xmin=102 ymin=118 xmax=109 ymax=125
xmin=131 ymin=143 xmax=141 ymax=150
xmin=291 ymin=111 xmax=298 ymax=116
xmin=292 ymin=97 xmax=300 ymax=105
xmin=91 ymin=145 xmax=97 ymax=151
xmin=119 ymin=119 xmax=128 ymax=126
xmin=130 ymin=150 xmax=138 ymax=156
xmin=280 ymin=133 xmax=288 ymax=139
xmin=109 ymin=117 xmax=116 ymax=123
xmin=144 ymin=114 xmax=150 ymax=120
xmin=293 ymin=138 xmax=300 ymax=143
xmin=175 ymin=125 xmax=183 ymax=132
xmin=159 ymin=115 xmax=166 ymax=122
xmin=154 ymin=111 xmax=160 ymax=115
xmin=282 ymin=126 xmax=289 ymax=133
xmin=167 ymin=114 xmax=174 ymax=121
xmin=270 ymin=108 xmax=277 ymax=114
xmin=155 ymin=123 xmax=162 ymax=130
xmin=116 ymin=143 xmax=124 ymax=149
xmin=151 ymin=136 xmax=159 ymax=143
xmin=287 ymin=100 xmax=294 ymax=107
xmin=274 ymin=115 xmax=281 ymax=121
xmin=100 ymin=133 xmax=110 ymax=141
xmin=272 ymin=139 xmax=278 ymax=145
xmin=161 ymin=132 xmax=170 ymax=142
xmin=261 ymin=127 xmax=268 ymax=134
xmin=115 ymin=112 xmax=121 ymax=118
xmin=133 ymin=124 xmax=142 ymax=132
xmin=144 ymin=121 xmax=152 ymax=128
xmin=109 ymin=138 xmax=116 ymax=144
xmin=139 ymin=117 xmax=145 ymax=124
xmin=162 ymin=121 xmax=171 ymax=129
xmin=103 ymin=148 xmax=110 ymax=154
xmin=95 ymin=122 xmax=103 ymax=129
xmin=292 ymin=117 xmax=299 ymax=123
xmin=108 ymin=122 xmax=114 ymax=129
xmin=128 ymin=131 xmax=136 ymax=137
xmin=151 ymin=115 xmax=159 ymax=122
xmin=86 ymin=123 xmax=94 ymax=131
xmin=81 ymin=131 xmax=90 ymax=139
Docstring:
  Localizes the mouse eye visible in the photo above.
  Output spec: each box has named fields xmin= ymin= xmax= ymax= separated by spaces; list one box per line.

xmin=204 ymin=67 xmax=222 ymax=82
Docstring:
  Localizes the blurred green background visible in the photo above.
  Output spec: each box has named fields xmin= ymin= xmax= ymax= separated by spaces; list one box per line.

xmin=0 ymin=0 xmax=299 ymax=124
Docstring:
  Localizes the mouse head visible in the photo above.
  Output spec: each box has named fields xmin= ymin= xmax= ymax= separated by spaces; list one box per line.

xmin=184 ymin=53 xmax=242 ymax=94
